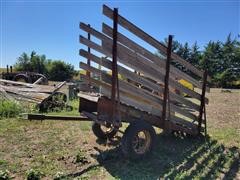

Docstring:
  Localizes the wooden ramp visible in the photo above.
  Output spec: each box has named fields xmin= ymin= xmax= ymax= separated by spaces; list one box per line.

xmin=79 ymin=5 xmax=210 ymax=135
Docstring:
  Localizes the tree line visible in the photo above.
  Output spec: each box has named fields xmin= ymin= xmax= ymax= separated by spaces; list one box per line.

xmin=14 ymin=34 xmax=239 ymax=87
xmin=14 ymin=51 xmax=77 ymax=81
xmin=161 ymin=34 xmax=240 ymax=88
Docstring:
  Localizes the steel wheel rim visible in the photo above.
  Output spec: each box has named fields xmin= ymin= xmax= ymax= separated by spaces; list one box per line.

xmin=132 ymin=130 xmax=151 ymax=154
xmin=100 ymin=125 xmax=114 ymax=134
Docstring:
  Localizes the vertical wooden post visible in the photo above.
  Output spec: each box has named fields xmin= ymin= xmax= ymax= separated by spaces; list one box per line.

xmin=111 ymin=8 xmax=119 ymax=123
xmin=87 ymin=24 xmax=91 ymax=88
xmin=162 ymin=35 xmax=173 ymax=129
xmin=198 ymin=70 xmax=208 ymax=134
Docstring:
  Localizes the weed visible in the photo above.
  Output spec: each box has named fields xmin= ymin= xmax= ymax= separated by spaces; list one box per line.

xmin=53 ymin=171 xmax=66 ymax=180
xmin=0 ymin=170 xmax=10 ymax=180
xmin=75 ymin=151 xmax=88 ymax=164
xmin=0 ymin=160 xmax=8 ymax=167
xmin=26 ymin=169 xmax=43 ymax=180
xmin=0 ymin=100 xmax=22 ymax=118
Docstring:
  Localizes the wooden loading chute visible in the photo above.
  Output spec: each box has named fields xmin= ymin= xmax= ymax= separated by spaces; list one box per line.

xmin=79 ymin=5 xmax=210 ymax=136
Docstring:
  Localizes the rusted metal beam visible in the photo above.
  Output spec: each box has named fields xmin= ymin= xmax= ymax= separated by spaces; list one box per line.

xmin=87 ymin=24 xmax=91 ymax=88
xmin=110 ymin=8 xmax=119 ymax=125
xmin=198 ymin=70 xmax=208 ymax=134
xmin=204 ymin=103 xmax=207 ymax=136
xmin=162 ymin=35 xmax=173 ymax=128
xmin=24 ymin=113 xmax=89 ymax=121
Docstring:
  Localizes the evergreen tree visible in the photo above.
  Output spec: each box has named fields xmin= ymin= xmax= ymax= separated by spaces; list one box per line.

xmin=190 ymin=42 xmax=201 ymax=67
xmin=157 ymin=34 xmax=240 ymax=88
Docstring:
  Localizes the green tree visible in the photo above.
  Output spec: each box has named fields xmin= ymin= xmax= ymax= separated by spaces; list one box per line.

xmin=158 ymin=34 xmax=240 ymax=88
xmin=14 ymin=51 xmax=48 ymax=74
xmin=190 ymin=42 xmax=201 ymax=67
xmin=14 ymin=51 xmax=76 ymax=81
xmin=201 ymin=40 xmax=223 ymax=76
xmin=15 ymin=52 xmax=31 ymax=71
xmin=222 ymin=34 xmax=240 ymax=80
xmin=47 ymin=60 xmax=76 ymax=81
xmin=202 ymin=34 xmax=240 ymax=87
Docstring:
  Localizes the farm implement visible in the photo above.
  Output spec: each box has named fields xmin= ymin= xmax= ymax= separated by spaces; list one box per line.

xmin=78 ymin=5 xmax=210 ymax=159
xmin=25 ymin=5 xmax=210 ymax=159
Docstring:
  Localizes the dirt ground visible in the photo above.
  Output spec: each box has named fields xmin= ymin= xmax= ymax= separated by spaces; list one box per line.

xmin=0 ymin=89 xmax=239 ymax=179
xmin=206 ymin=88 xmax=240 ymax=147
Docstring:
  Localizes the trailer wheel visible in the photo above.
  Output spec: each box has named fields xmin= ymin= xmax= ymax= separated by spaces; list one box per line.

xmin=92 ymin=122 xmax=118 ymax=139
xmin=121 ymin=121 xmax=156 ymax=159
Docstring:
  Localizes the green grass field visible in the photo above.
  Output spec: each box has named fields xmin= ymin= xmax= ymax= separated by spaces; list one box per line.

xmin=0 ymin=89 xmax=239 ymax=179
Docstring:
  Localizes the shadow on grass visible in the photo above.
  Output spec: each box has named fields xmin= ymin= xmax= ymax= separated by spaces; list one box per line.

xmin=61 ymin=133 xmax=239 ymax=179
xmin=91 ymin=134 xmax=239 ymax=179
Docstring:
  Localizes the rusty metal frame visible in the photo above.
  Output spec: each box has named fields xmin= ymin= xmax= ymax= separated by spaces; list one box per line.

xmin=110 ymin=8 xmax=120 ymax=125
xmin=198 ymin=70 xmax=208 ymax=134
xmin=87 ymin=24 xmax=91 ymax=88
xmin=162 ymin=35 xmax=173 ymax=129
xmin=25 ymin=113 xmax=88 ymax=121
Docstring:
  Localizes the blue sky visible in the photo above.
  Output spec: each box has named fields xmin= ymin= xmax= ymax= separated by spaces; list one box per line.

xmin=0 ymin=0 xmax=239 ymax=69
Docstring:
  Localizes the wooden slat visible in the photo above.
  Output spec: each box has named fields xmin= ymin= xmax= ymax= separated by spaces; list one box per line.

xmin=170 ymin=92 xmax=200 ymax=111
xmin=79 ymin=34 xmax=208 ymax=104
xmin=102 ymin=4 xmax=211 ymax=82
xmin=0 ymin=79 xmax=65 ymax=92
xmin=102 ymin=23 xmax=210 ymax=92
xmin=79 ymin=24 xmax=207 ymax=102
xmin=79 ymin=26 xmax=203 ymax=102
xmin=0 ymin=79 xmax=66 ymax=105
xmin=78 ymin=92 xmax=99 ymax=102
xmin=81 ymin=74 xmax=198 ymax=125
xmin=170 ymin=115 xmax=198 ymax=129
xmin=80 ymin=49 xmax=201 ymax=111
xmin=0 ymin=86 xmax=48 ymax=103
xmin=80 ymin=74 xmax=162 ymax=116
xmin=80 ymin=49 xmax=164 ymax=94
xmin=80 ymin=62 xmax=163 ymax=108
xmin=0 ymin=85 xmax=55 ymax=93
xmin=102 ymin=39 xmax=209 ymax=103
xmin=0 ymin=79 xmax=54 ymax=90
xmin=170 ymin=103 xmax=198 ymax=121
xmin=81 ymin=62 xmax=199 ymax=121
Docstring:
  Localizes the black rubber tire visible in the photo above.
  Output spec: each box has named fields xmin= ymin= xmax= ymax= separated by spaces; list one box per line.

xmin=92 ymin=122 xmax=118 ymax=139
xmin=121 ymin=120 xmax=156 ymax=160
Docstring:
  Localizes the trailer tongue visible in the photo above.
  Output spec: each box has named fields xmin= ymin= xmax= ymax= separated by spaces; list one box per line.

xmin=23 ymin=113 xmax=88 ymax=121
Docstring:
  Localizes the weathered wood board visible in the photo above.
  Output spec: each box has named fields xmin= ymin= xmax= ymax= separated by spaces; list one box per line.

xmin=0 ymin=79 xmax=66 ymax=104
